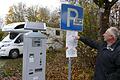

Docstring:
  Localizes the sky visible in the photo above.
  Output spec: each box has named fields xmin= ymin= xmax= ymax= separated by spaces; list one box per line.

xmin=0 ymin=0 xmax=61 ymax=19
xmin=0 ymin=0 xmax=120 ymax=20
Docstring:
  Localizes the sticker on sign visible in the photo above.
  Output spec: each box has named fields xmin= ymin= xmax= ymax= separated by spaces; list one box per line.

xmin=66 ymin=31 xmax=78 ymax=57
xmin=74 ymin=17 xmax=83 ymax=26
xmin=66 ymin=48 xmax=77 ymax=58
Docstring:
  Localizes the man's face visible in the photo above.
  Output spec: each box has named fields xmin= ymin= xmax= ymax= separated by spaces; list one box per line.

xmin=103 ymin=30 xmax=113 ymax=42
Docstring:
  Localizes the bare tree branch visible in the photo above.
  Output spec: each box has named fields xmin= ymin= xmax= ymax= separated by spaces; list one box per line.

xmin=93 ymin=0 xmax=100 ymax=7
xmin=110 ymin=0 xmax=118 ymax=7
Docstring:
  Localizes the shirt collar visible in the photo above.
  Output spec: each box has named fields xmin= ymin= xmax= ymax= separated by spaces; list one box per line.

xmin=106 ymin=39 xmax=120 ymax=51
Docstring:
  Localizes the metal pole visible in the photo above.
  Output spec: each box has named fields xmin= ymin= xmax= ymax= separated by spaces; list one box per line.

xmin=68 ymin=57 xmax=71 ymax=80
xmin=68 ymin=1 xmax=78 ymax=80
xmin=76 ymin=0 xmax=78 ymax=3
xmin=68 ymin=0 xmax=71 ymax=79
xmin=60 ymin=1 xmax=72 ymax=80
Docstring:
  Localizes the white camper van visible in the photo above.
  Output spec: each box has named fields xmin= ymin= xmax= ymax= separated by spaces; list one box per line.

xmin=0 ymin=22 xmax=63 ymax=58
xmin=46 ymin=27 xmax=64 ymax=51
xmin=0 ymin=32 xmax=24 ymax=58
xmin=0 ymin=22 xmax=29 ymax=58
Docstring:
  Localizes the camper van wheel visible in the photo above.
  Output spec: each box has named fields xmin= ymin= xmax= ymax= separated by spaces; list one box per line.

xmin=9 ymin=49 xmax=19 ymax=58
xmin=49 ymin=47 xmax=54 ymax=52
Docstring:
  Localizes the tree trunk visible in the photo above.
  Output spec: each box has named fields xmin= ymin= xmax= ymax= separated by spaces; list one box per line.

xmin=99 ymin=8 xmax=111 ymax=35
xmin=93 ymin=0 xmax=119 ymax=39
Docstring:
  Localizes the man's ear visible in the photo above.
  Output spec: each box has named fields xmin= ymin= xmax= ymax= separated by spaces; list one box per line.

xmin=111 ymin=35 xmax=116 ymax=41
xmin=108 ymin=35 xmax=115 ymax=42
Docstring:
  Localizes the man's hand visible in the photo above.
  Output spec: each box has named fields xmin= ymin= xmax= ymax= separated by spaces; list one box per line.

xmin=74 ymin=36 xmax=80 ymax=40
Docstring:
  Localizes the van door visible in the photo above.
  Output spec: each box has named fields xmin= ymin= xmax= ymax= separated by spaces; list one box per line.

xmin=14 ymin=34 xmax=23 ymax=55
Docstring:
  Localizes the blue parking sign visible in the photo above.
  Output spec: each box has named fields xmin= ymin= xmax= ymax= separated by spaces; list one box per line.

xmin=61 ymin=4 xmax=83 ymax=31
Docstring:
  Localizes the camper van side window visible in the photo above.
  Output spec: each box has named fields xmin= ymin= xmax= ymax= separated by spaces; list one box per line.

xmin=14 ymin=34 xmax=23 ymax=43
xmin=15 ymin=24 xmax=24 ymax=29
xmin=9 ymin=32 xmax=19 ymax=40
xmin=56 ymin=30 xmax=60 ymax=36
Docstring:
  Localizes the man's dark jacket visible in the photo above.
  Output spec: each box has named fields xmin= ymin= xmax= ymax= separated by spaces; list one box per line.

xmin=79 ymin=36 xmax=120 ymax=80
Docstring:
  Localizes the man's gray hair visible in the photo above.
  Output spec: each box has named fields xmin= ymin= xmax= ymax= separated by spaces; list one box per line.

xmin=108 ymin=27 xmax=120 ymax=38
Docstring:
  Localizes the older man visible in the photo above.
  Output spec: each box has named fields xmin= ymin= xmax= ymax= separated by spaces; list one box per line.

xmin=76 ymin=27 xmax=120 ymax=80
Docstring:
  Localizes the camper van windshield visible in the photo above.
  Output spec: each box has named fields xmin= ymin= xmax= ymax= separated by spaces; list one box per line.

xmin=9 ymin=32 xmax=19 ymax=40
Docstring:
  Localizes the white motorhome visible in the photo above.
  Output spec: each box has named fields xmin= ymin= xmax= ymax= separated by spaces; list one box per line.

xmin=46 ymin=27 xmax=64 ymax=51
xmin=0 ymin=22 xmax=63 ymax=58
xmin=0 ymin=22 xmax=29 ymax=58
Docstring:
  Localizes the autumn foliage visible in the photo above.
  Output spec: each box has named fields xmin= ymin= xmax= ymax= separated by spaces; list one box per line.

xmin=0 ymin=45 xmax=97 ymax=80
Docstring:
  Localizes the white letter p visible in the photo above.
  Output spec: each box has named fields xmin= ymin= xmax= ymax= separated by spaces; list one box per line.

xmin=67 ymin=8 xmax=78 ymax=27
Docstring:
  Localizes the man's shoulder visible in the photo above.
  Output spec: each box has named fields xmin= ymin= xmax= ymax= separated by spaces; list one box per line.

xmin=115 ymin=42 xmax=120 ymax=53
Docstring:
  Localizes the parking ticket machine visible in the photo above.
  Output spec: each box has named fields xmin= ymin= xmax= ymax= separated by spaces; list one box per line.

xmin=22 ymin=22 xmax=47 ymax=80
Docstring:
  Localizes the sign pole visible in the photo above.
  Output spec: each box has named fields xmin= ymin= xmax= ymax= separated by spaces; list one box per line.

xmin=66 ymin=1 xmax=72 ymax=80
xmin=60 ymin=0 xmax=83 ymax=80
xmin=68 ymin=57 xmax=71 ymax=80
xmin=68 ymin=1 xmax=79 ymax=80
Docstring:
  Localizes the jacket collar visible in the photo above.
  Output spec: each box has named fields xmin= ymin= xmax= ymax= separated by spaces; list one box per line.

xmin=107 ymin=39 xmax=120 ymax=51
